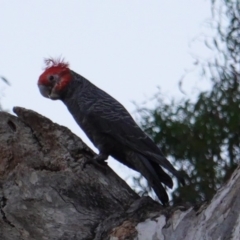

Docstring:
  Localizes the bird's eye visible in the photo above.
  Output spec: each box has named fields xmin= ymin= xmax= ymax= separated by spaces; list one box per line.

xmin=49 ymin=75 xmax=55 ymax=81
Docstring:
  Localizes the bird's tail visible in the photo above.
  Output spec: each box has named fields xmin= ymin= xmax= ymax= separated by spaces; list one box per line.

xmin=144 ymin=151 xmax=185 ymax=186
xmin=136 ymin=153 xmax=171 ymax=205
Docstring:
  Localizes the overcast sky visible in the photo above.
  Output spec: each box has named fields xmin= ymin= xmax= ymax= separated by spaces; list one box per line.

xmin=1 ymin=1 xmax=211 ymax=189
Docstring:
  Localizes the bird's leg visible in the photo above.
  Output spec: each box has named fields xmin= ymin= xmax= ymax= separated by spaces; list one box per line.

xmin=82 ymin=152 xmax=108 ymax=169
xmin=93 ymin=153 xmax=109 ymax=163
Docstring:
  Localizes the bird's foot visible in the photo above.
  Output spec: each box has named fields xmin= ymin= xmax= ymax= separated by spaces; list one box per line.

xmin=82 ymin=153 xmax=108 ymax=170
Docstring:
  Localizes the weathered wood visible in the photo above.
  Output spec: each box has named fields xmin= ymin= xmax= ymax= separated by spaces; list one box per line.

xmin=0 ymin=107 xmax=240 ymax=240
xmin=0 ymin=107 xmax=139 ymax=240
xmin=133 ymin=164 xmax=240 ymax=240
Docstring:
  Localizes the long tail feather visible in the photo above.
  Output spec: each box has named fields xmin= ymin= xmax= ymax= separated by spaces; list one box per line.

xmin=145 ymin=151 xmax=185 ymax=185
xmin=151 ymin=162 xmax=173 ymax=188
xmin=136 ymin=153 xmax=169 ymax=205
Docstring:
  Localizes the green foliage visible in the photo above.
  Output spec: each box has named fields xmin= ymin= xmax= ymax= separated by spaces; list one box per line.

xmin=135 ymin=0 xmax=240 ymax=204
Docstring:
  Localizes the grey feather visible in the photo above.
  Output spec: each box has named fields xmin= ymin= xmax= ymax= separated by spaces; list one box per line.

xmin=61 ymin=71 xmax=185 ymax=205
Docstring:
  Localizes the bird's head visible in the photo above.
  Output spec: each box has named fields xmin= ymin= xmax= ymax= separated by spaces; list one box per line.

xmin=38 ymin=58 xmax=72 ymax=100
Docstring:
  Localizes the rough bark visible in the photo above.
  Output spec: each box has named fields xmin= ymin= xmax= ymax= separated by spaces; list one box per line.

xmin=0 ymin=108 xmax=239 ymax=240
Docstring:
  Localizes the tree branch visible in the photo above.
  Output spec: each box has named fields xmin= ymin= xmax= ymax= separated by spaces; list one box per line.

xmin=0 ymin=107 xmax=239 ymax=239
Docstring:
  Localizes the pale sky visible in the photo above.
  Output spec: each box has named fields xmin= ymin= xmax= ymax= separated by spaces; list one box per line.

xmin=1 ymin=1 xmax=211 ymax=190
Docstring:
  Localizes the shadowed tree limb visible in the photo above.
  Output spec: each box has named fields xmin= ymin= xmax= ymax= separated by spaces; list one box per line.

xmin=0 ymin=107 xmax=239 ymax=239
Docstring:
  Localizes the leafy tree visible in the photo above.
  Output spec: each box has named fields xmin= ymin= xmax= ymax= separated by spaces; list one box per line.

xmin=135 ymin=0 xmax=240 ymax=204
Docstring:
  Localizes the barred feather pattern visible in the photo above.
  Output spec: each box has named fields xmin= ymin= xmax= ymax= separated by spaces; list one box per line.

xmin=61 ymin=70 xmax=184 ymax=205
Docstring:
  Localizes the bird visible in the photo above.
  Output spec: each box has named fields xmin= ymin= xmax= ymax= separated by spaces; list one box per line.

xmin=37 ymin=58 xmax=185 ymax=205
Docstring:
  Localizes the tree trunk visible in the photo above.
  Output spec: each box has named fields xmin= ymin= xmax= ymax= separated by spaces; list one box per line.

xmin=0 ymin=107 xmax=239 ymax=240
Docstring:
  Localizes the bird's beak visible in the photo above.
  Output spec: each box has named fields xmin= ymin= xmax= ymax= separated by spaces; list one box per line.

xmin=38 ymin=85 xmax=60 ymax=100
xmin=38 ymin=84 xmax=51 ymax=98
xmin=49 ymin=90 xmax=60 ymax=100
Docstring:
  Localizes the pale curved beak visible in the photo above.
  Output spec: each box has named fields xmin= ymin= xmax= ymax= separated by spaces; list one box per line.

xmin=49 ymin=91 xmax=60 ymax=100
xmin=38 ymin=84 xmax=51 ymax=98
xmin=38 ymin=84 xmax=60 ymax=100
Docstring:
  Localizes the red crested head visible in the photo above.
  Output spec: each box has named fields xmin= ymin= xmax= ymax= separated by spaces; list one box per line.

xmin=38 ymin=58 xmax=72 ymax=100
